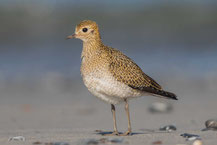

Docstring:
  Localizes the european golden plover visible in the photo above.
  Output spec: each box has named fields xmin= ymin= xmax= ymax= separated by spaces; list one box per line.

xmin=67 ymin=20 xmax=177 ymax=136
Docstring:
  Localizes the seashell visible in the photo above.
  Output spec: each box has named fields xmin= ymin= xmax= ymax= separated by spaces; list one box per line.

xmin=192 ymin=140 xmax=202 ymax=145
xmin=180 ymin=133 xmax=201 ymax=141
xmin=148 ymin=102 xmax=173 ymax=113
xmin=159 ymin=125 xmax=177 ymax=132
xmin=8 ymin=136 xmax=25 ymax=141
xmin=205 ymin=119 xmax=217 ymax=130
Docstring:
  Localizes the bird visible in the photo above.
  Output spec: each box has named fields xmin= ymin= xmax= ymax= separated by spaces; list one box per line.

xmin=66 ymin=20 xmax=177 ymax=136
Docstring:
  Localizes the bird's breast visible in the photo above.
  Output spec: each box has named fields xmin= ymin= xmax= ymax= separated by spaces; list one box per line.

xmin=80 ymin=54 xmax=107 ymax=76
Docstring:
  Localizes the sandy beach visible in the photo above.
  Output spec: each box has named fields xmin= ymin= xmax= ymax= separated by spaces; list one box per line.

xmin=0 ymin=75 xmax=217 ymax=145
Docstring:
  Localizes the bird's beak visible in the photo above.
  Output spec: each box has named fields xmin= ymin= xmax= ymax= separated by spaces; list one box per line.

xmin=66 ymin=34 xmax=76 ymax=40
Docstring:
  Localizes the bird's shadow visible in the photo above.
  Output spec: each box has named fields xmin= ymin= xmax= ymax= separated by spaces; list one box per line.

xmin=94 ymin=129 xmax=157 ymax=136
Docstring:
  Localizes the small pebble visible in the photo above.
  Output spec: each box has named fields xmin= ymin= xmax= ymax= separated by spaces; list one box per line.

xmin=205 ymin=119 xmax=217 ymax=130
xmin=180 ymin=133 xmax=201 ymax=141
xmin=148 ymin=102 xmax=173 ymax=113
xmin=152 ymin=140 xmax=162 ymax=144
xmin=192 ymin=140 xmax=202 ymax=145
xmin=159 ymin=125 xmax=177 ymax=132
xmin=8 ymin=136 xmax=25 ymax=141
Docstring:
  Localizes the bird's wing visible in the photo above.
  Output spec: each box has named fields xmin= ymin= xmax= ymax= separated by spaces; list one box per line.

xmin=107 ymin=47 xmax=162 ymax=91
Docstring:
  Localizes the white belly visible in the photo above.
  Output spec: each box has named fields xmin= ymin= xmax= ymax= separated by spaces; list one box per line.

xmin=82 ymin=72 xmax=143 ymax=104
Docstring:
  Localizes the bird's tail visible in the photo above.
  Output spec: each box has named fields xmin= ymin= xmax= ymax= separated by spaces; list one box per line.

xmin=129 ymin=85 xmax=178 ymax=100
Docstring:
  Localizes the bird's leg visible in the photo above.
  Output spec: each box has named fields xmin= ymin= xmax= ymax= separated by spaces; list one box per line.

xmin=103 ymin=104 xmax=119 ymax=136
xmin=120 ymin=99 xmax=132 ymax=136
xmin=111 ymin=104 xmax=119 ymax=135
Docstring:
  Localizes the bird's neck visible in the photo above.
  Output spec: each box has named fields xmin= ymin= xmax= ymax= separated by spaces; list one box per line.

xmin=82 ymin=38 xmax=104 ymax=58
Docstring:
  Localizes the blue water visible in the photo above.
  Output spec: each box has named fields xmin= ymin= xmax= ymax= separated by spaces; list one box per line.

xmin=0 ymin=45 xmax=216 ymax=79
xmin=0 ymin=1 xmax=217 ymax=80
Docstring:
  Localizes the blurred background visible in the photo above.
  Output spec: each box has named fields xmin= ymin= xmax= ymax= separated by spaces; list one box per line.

xmin=0 ymin=0 xmax=217 ymax=132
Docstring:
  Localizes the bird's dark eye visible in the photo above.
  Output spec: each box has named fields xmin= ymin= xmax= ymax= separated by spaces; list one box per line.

xmin=82 ymin=28 xmax=88 ymax=32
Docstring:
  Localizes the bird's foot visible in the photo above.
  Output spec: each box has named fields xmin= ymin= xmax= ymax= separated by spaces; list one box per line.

xmin=120 ymin=130 xmax=132 ymax=136
xmin=102 ymin=131 xmax=120 ymax=136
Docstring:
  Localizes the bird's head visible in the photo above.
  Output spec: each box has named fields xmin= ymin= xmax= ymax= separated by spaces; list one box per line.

xmin=66 ymin=20 xmax=101 ymax=42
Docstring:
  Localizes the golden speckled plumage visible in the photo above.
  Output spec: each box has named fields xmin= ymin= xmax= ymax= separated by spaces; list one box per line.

xmin=67 ymin=20 xmax=177 ymax=136
xmin=106 ymin=47 xmax=162 ymax=90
